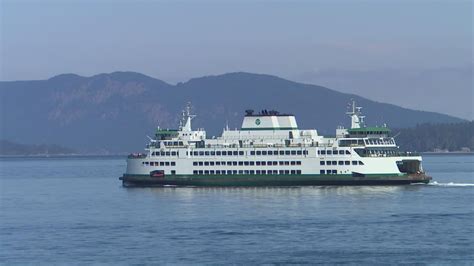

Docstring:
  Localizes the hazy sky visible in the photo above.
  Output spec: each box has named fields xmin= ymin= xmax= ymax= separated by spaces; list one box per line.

xmin=2 ymin=0 xmax=472 ymax=81
xmin=1 ymin=0 xmax=473 ymax=119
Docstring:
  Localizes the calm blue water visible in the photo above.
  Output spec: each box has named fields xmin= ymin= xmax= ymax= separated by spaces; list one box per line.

xmin=1 ymin=155 xmax=473 ymax=264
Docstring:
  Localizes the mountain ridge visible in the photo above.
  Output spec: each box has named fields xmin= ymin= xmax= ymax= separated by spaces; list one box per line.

xmin=0 ymin=71 xmax=465 ymax=152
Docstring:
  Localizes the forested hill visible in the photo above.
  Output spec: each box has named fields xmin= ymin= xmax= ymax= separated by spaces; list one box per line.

xmin=394 ymin=121 xmax=474 ymax=152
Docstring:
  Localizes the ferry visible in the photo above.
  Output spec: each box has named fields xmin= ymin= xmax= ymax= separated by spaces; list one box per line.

xmin=120 ymin=102 xmax=431 ymax=186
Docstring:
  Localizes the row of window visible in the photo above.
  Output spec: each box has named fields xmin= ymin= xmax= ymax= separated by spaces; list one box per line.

xmin=320 ymin=170 xmax=338 ymax=174
xmin=250 ymin=150 xmax=308 ymax=156
xmin=163 ymin=141 xmax=185 ymax=146
xmin=187 ymin=150 xmax=308 ymax=157
xmin=320 ymin=160 xmax=364 ymax=166
xmin=142 ymin=161 xmax=176 ymax=166
xmin=151 ymin=149 xmax=353 ymax=157
xmin=151 ymin=151 xmax=178 ymax=156
xmin=318 ymin=150 xmax=351 ymax=155
xmin=193 ymin=169 xmax=302 ymax=175
xmin=192 ymin=161 xmax=302 ymax=166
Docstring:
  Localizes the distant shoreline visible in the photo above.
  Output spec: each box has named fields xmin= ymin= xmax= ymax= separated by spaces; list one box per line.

xmin=422 ymin=152 xmax=474 ymax=155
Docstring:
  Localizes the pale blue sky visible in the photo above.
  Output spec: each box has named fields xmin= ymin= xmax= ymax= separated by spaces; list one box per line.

xmin=1 ymin=0 xmax=472 ymax=82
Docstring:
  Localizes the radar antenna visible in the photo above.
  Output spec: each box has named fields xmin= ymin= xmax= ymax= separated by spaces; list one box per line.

xmin=346 ymin=100 xmax=365 ymax=129
xmin=179 ymin=102 xmax=196 ymax=131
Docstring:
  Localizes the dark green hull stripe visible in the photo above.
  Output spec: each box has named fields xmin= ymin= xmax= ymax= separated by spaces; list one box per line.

xmin=240 ymin=127 xmax=297 ymax=131
xmin=120 ymin=173 xmax=431 ymax=187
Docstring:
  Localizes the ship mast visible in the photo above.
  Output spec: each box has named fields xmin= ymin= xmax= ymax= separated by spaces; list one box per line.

xmin=179 ymin=102 xmax=196 ymax=132
xmin=346 ymin=100 xmax=365 ymax=129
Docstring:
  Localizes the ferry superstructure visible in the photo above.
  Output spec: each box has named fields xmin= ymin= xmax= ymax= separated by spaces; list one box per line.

xmin=120 ymin=102 xmax=431 ymax=186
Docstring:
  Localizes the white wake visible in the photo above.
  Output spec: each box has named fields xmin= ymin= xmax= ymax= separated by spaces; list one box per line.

xmin=428 ymin=181 xmax=474 ymax=187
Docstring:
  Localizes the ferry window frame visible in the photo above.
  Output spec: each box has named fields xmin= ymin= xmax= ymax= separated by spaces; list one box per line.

xmin=338 ymin=161 xmax=343 ymax=165
xmin=239 ymin=151 xmax=244 ymax=156
xmin=297 ymin=150 xmax=302 ymax=155
xmin=291 ymin=161 xmax=296 ymax=165
xmin=261 ymin=161 xmax=267 ymax=166
xmin=216 ymin=151 xmax=221 ymax=156
xmin=291 ymin=150 xmax=296 ymax=155
xmin=238 ymin=161 xmax=244 ymax=166
xmin=332 ymin=170 xmax=337 ymax=174
xmin=210 ymin=162 xmax=214 ymax=166
xmin=321 ymin=150 xmax=326 ymax=155
xmin=160 ymin=162 xmax=165 ymax=166
xmin=256 ymin=151 xmax=262 ymax=155
xmin=165 ymin=162 xmax=170 ymax=166
xmin=171 ymin=170 xmax=176 ymax=175
xmin=199 ymin=162 xmax=203 ymax=166
xmin=205 ymin=151 xmax=210 ymax=156
xmin=193 ymin=170 xmax=198 ymax=174
xmin=222 ymin=151 xmax=227 ymax=156
xmin=216 ymin=161 xmax=220 ymax=166
xmin=251 ymin=151 xmax=255 ymax=155
xmin=296 ymin=161 xmax=301 ymax=165
xmin=171 ymin=162 xmax=176 ymax=166
xmin=297 ymin=170 xmax=302 ymax=174
xmin=250 ymin=161 xmax=255 ymax=166
xmin=359 ymin=161 xmax=365 ymax=165
xmin=262 ymin=151 xmax=267 ymax=155
xmin=268 ymin=151 xmax=273 ymax=155
xmin=204 ymin=162 xmax=209 ymax=166
xmin=327 ymin=150 xmax=332 ymax=155
xmin=339 ymin=150 xmax=344 ymax=155
xmin=273 ymin=161 xmax=278 ymax=165
xmin=199 ymin=151 xmax=204 ymax=156
xmin=256 ymin=161 xmax=261 ymax=166
xmin=344 ymin=161 xmax=350 ymax=165
xmin=233 ymin=151 xmax=238 ymax=156
xmin=279 ymin=151 xmax=284 ymax=155
xmin=285 ymin=151 xmax=291 ymax=155
xmin=321 ymin=161 xmax=325 ymax=165
xmin=211 ymin=151 xmax=215 ymax=156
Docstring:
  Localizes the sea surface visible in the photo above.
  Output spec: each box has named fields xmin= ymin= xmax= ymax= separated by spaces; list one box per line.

xmin=0 ymin=155 xmax=473 ymax=264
